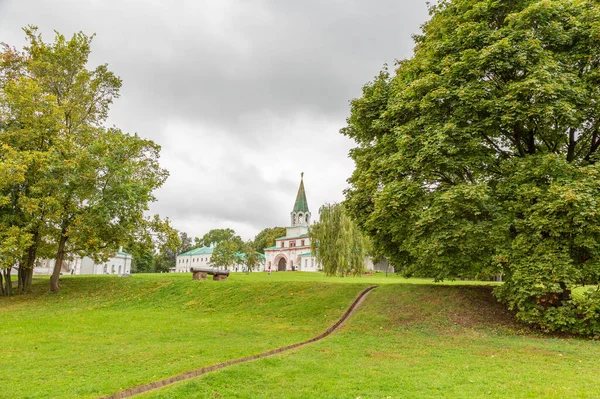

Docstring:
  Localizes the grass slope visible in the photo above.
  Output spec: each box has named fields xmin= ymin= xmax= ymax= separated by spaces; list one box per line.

xmin=138 ymin=284 xmax=600 ymax=399
xmin=0 ymin=273 xmax=368 ymax=399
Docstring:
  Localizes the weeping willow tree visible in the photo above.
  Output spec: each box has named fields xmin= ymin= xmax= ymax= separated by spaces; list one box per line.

xmin=309 ymin=203 xmax=367 ymax=277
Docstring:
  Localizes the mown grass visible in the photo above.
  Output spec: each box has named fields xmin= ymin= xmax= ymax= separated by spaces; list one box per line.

xmin=4 ymin=272 xmax=597 ymax=399
xmin=0 ymin=273 xmax=370 ymax=399
xmin=138 ymin=283 xmax=600 ymax=399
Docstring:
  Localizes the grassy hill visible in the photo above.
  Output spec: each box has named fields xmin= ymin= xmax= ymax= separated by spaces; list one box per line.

xmin=2 ymin=273 xmax=600 ymax=399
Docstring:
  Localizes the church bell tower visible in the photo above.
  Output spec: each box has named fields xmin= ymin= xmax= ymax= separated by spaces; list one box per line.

xmin=291 ymin=173 xmax=311 ymax=227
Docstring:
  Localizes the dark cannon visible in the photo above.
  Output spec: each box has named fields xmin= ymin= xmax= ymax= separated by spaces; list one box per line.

xmin=190 ymin=267 xmax=230 ymax=281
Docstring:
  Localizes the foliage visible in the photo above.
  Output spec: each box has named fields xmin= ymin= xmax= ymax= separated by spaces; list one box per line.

xmin=309 ymin=203 xmax=367 ymax=277
xmin=210 ymin=239 xmax=243 ymax=270
xmin=141 ymin=230 xmax=188 ymax=273
xmin=342 ymin=0 xmax=600 ymax=333
xmin=252 ymin=226 xmax=286 ymax=253
xmin=241 ymin=241 xmax=262 ymax=272
xmin=197 ymin=228 xmax=237 ymax=248
xmin=0 ymin=27 xmax=172 ymax=292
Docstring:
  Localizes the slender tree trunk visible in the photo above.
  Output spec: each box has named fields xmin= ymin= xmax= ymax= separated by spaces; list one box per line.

xmin=50 ymin=232 xmax=68 ymax=293
xmin=21 ymin=229 xmax=40 ymax=292
xmin=17 ymin=230 xmax=39 ymax=294
xmin=0 ymin=270 xmax=4 ymax=296
xmin=17 ymin=265 xmax=24 ymax=292
xmin=3 ymin=268 xmax=13 ymax=297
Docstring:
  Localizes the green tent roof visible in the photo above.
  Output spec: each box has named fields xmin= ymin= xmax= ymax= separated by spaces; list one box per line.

xmin=179 ymin=246 xmax=214 ymax=256
xmin=292 ymin=173 xmax=309 ymax=213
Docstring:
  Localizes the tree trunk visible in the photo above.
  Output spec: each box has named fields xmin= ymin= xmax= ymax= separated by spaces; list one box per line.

xmin=0 ymin=270 xmax=4 ymax=296
xmin=17 ymin=230 xmax=39 ymax=294
xmin=50 ymin=233 xmax=68 ymax=293
xmin=3 ymin=268 xmax=13 ymax=297
xmin=22 ymin=231 xmax=39 ymax=293
xmin=17 ymin=265 xmax=24 ymax=292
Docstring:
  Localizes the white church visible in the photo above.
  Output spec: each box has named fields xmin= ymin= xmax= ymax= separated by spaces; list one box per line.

xmin=175 ymin=173 xmax=390 ymax=274
xmin=263 ymin=173 xmax=321 ymax=272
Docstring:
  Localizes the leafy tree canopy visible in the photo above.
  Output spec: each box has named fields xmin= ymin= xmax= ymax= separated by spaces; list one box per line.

xmin=252 ymin=226 xmax=286 ymax=253
xmin=197 ymin=228 xmax=238 ymax=248
xmin=343 ymin=0 xmax=600 ymax=333
xmin=310 ymin=203 xmax=367 ymax=277
xmin=210 ymin=239 xmax=243 ymax=270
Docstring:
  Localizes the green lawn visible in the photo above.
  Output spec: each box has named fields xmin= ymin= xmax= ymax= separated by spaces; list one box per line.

xmin=137 ymin=282 xmax=600 ymax=399
xmin=2 ymin=272 xmax=598 ymax=399
xmin=0 ymin=273 xmax=369 ymax=399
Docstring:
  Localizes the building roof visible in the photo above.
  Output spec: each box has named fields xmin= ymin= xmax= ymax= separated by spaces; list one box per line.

xmin=292 ymin=173 xmax=309 ymax=213
xmin=299 ymin=252 xmax=314 ymax=257
xmin=275 ymin=233 xmax=309 ymax=240
xmin=179 ymin=246 xmax=214 ymax=256
xmin=116 ymin=251 xmax=132 ymax=257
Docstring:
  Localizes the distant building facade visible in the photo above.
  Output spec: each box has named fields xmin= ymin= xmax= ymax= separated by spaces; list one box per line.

xmin=33 ymin=248 xmax=132 ymax=275
xmin=174 ymin=246 xmax=215 ymax=273
xmin=175 ymin=245 xmax=265 ymax=272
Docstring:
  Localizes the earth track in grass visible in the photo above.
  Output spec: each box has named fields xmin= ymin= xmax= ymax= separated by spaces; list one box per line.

xmin=97 ymin=285 xmax=377 ymax=399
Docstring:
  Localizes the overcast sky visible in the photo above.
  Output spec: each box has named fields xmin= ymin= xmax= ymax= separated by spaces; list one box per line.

xmin=0 ymin=0 xmax=430 ymax=241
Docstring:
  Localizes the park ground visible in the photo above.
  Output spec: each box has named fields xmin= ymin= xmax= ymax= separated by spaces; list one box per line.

xmin=1 ymin=272 xmax=599 ymax=399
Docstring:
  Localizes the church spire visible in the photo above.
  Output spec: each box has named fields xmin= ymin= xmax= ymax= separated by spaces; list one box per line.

xmin=291 ymin=173 xmax=311 ymax=226
xmin=293 ymin=172 xmax=309 ymax=213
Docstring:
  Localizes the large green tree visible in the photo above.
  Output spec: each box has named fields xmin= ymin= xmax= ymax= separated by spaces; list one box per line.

xmin=0 ymin=27 xmax=174 ymax=293
xmin=0 ymin=35 xmax=64 ymax=293
xmin=343 ymin=0 xmax=600 ymax=333
xmin=309 ymin=203 xmax=367 ymax=277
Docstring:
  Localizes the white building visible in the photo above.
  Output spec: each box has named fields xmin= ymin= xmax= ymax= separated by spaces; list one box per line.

xmin=264 ymin=173 xmax=320 ymax=272
xmin=175 ymin=246 xmax=214 ymax=272
xmin=175 ymin=245 xmax=265 ymax=272
xmin=34 ymin=248 xmax=133 ymax=275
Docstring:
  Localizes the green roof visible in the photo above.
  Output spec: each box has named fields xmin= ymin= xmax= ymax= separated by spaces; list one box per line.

xmin=293 ymin=173 xmax=309 ymax=213
xmin=275 ymin=233 xmax=309 ymax=240
xmin=264 ymin=246 xmax=279 ymax=250
xmin=299 ymin=252 xmax=314 ymax=257
xmin=179 ymin=246 xmax=214 ymax=256
xmin=116 ymin=251 xmax=132 ymax=257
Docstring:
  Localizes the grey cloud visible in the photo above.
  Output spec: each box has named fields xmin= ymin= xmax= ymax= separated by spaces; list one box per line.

xmin=0 ymin=0 xmax=429 ymax=240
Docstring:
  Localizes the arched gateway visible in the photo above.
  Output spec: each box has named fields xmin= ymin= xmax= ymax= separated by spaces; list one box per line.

xmin=277 ymin=257 xmax=287 ymax=271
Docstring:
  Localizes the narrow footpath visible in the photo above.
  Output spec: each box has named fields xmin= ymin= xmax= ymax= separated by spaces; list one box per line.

xmin=98 ymin=285 xmax=377 ymax=399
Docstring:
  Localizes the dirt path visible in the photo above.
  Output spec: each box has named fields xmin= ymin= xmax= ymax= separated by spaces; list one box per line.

xmin=98 ymin=285 xmax=377 ymax=399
